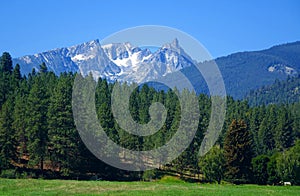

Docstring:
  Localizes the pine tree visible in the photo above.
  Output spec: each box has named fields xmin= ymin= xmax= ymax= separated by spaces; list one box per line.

xmin=39 ymin=62 xmax=48 ymax=74
xmin=275 ymin=105 xmax=294 ymax=151
xmin=172 ymin=89 xmax=199 ymax=175
xmin=171 ymin=99 xmax=186 ymax=175
xmin=26 ymin=76 xmax=49 ymax=172
xmin=13 ymin=92 xmax=28 ymax=161
xmin=0 ymin=52 xmax=13 ymax=107
xmin=143 ymin=90 xmax=165 ymax=151
xmin=12 ymin=79 xmax=29 ymax=160
xmin=129 ymin=88 xmax=140 ymax=123
xmin=0 ymin=99 xmax=16 ymax=171
xmin=258 ymin=105 xmax=276 ymax=154
xmin=224 ymin=119 xmax=253 ymax=183
xmin=96 ymin=78 xmax=118 ymax=142
xmin=139 ymin=84 xmax=151 ymax=124
xmin=47 ymin=73 xmax=78 ymax=176
xmin=12 ymin=64 xmax=22 ymax=89
xmin=291 ymin=102 xmax=300 ymax=139
xmin=249 ymin=107 xmax=262 ymax=156
xmin=0 ymin=52 xmax=13 ymax=74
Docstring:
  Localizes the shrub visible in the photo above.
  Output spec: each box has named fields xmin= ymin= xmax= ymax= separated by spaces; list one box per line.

xmin=142 ymin=169 xmax=162 ymax=181
xmin=0 ymin=169 xmax=16 ymax=179
xmin=251 ymin=155 xmax=270 ymax=185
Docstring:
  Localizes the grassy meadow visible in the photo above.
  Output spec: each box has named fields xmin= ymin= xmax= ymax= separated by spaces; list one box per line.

xmin=1 ymin=177 xmax=299 ymax=196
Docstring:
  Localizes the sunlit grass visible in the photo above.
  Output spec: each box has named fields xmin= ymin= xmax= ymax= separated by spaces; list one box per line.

xmin=0 ymin=178 xmax=299 ymax=195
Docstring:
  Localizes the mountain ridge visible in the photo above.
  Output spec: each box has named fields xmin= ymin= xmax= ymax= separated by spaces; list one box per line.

xmin=13 ymin=39 xmax=195 ymax=84
xmin=245 ymin=74 xmax=300 ymax=106
xmin=12 ymin=39 xmax=300 ymax=99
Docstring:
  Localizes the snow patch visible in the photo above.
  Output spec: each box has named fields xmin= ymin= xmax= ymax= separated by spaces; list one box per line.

xmin=71 ymin=54 xmax=95 ymax=61
xmin=22 ymin=56 xmax=32 ymax=64
xmin=268 ymin=66 xmax=275 ymax=72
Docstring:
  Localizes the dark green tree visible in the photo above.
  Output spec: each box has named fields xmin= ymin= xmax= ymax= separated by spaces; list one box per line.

xmin=13 ymin=93 xmax=28 ymax=161
xmin=12 ymin=64 xmax=22 ymax=89
xmin=291 ymin=102 xmax=300 ymax=139
xmin=39 ymin=62 xmax=48 ymax=74
xmin=26 ymin=76 xmax=49 ymax=172
xmin=96 ymin=78 xmax=118 ymax=142
xmin=251 ymin=155 xmax=270 ymax=185
xmin=0 ymin=52 xmax=13 ymax=74
xmin=47 ymin=73 xmax=79 ymax=176
xmin=0 ymin=99 xmax=16 ymax=171
xmin=199 ymin=145 xmax=225 ymax=184
xmin=258 ymin=105 xmax=277 ymax=154
xmin=267 ymin=153 xmax=280 ymax=185
xmin=275 ymin=105 xmax=294 ymax=151
xmin=172 ymin=89 xmax=199 ymax=176
xmin=139 ymin=84 xmax=151 ymax=124
xmin=249 ymin=106 xmax=264 ymax=156
xmin=129 ymin=87 xmax=140 ymax=123
xmin=276 ymin=140 xmax=300 ymax=185
xmin=0 ymin=52 xmax=13 ymax=106
xmin=224 ymin=119 xmax=253 ymax=184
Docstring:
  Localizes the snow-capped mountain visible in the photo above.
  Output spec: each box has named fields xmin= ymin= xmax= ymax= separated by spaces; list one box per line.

xmin=13 ymin=39 xmax=300 ymax=99
xmin=13 ymin=39 xmax=196 ymax=83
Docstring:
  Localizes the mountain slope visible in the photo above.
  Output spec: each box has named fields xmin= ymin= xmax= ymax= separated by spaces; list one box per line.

xmin=245 ymin=74 xmax=300 ymax=106
xmin=12 ymin=40 xmax=300 ymax=99
xmin=175 ymin=41 xmax=300 ymax=99
xmin=13 ymin=40 xmax=121 ymax=78
xmin=13 ymin=39 xmax=195 ymax=84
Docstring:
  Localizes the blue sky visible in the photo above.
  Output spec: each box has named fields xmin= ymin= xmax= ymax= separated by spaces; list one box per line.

xmin=1 ymin=0 xmax=299 ymax=58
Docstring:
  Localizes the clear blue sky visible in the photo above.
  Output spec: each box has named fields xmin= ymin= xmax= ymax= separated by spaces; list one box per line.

xmin=1 ymin=0 xmax=299 ymax=58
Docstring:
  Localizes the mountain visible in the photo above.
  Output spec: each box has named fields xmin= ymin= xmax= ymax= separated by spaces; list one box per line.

xmin=174 ymin=41 xmax=300 ymax=99
xmin=215 ymin=41 xmax=300 ymax=99
xmin=12 ymin=40 xmax=300 ymax=99
xmin=13 ymin=39 xmax=195 ymax=84
xmin=245 ymin=74 xmax=300 ymax=106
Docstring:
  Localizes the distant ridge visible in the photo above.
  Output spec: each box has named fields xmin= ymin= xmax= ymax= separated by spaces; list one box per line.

xmin=12 ymin=40 xmax=300 ymax=99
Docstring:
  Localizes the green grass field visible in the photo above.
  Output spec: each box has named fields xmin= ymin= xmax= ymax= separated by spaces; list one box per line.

xmin=1 ymin=177 xmax=299 ymax=195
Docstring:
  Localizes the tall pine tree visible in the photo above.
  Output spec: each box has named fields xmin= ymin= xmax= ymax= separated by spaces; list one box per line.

xmin=0 ymin=99 xmax=16 ymax=171
xmin=0 ymin=52 xmax=13 ymax=107
xmin=47 ymin=73 xmax=79 ymax=176
xmin=275 ymin=105 xmax=294 ymax=151
xmin=26 ymin=76 xmax=49 ymax=172
xmin=224 ymin=119 xmax=253 ymax=183
xmin=258 ymin=105 xmax=277 ymax=154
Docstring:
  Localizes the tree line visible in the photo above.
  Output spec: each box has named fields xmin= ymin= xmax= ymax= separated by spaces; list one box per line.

xmin=246 ymin=75 xmax=300 ymax=106
xmin=0 ymin=52 xmax=299 ymax=184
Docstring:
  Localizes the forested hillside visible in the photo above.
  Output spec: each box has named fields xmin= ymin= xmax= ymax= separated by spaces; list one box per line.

xmin=246 ymin=74 xmax=300 ymax=106
xmin=1 ymin=52 xmax=300 ymax=184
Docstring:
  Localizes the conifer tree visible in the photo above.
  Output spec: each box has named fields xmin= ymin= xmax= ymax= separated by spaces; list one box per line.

xmin=12 ymin=64 xmax=22 ymax=89
xmin=47 ymin=73 xmax=78 ymax=176
xmin=13 ymin=94 xmax=28 ymax=160
xmin=39 ymin=62 xmax=48 ymax=74
xmin=224 ymin=119 xmax=253 ymax=183
xmin=26 ymin=76 xmax=49 ymax=172
xmin=96 ymin=78 xmax=118 ymax=142
xmin=275 ymin=105 xmax=294 ymax=151
xmin=0 ymin=52 xmax=13 ymax=74
xmin=0 ymin=52 xmax=13 ymax=107
xmin=258 ymin=105 xmax=276 ymax=154
xmin=0 ymin=99 xmax=16 ymax=171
